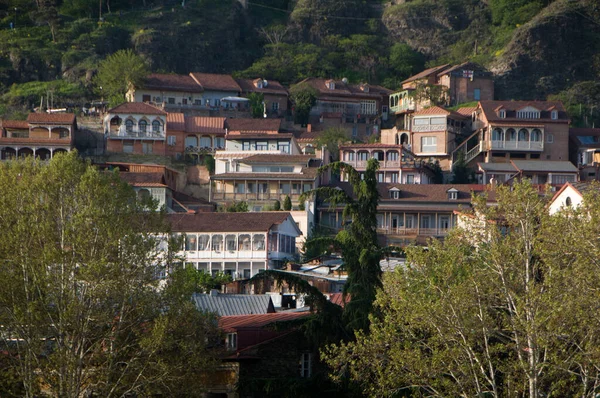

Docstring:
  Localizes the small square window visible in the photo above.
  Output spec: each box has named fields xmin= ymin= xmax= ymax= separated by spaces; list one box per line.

xmin=226 ymin=333 xmax=237 ymax=350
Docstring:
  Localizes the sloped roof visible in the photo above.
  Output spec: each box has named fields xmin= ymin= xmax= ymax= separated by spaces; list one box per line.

xmin=511 ymin=160 xmax=578 ymax=173
xmin=456 ymin=106 xmax=477 ymax=116
xmin=143 ymin=73 xmax=204 ymax=93
xmin=185 ymin=116 xmax=226 ymax=134
xmin=294 ymin=78 xmax=392 ymax=99
xmin=118 ymin=172 xmax=167 ymax=187
xmin=240 ymin=154 xmax=316 ymax=164
xmin=219 ymin=312 xmax=311 ymax=332
xmin=569 ymin=127 xmax=600 ymax=146
xmin=226 ymin=118 xmax=281 ymax=134
xmin=235 ymin=78 xmax=288 ymax=96
xmin=436 ymin=62 xmax=491 ymax=77
xmin=1 ymin=120 xmax=29 ymax=129
xmin=413 ymin=106 xmax=468 ymax=119
xmin=166 ymin=113 xmax=185 ymax=131
xmin=27 ymin=112 xmax=76 ymax=124
xmin=193 ymin=293 xmax=275 ymax=317
xmin=189 ymin=73 xmax=241 ymax=92
xmin=479 ymin=100 xmax=568 ymax=123
xmin=107 ymin=102 xmax=167 ymax=115
xmin=167 ymin=212 xmax=295 ymax=233
xmin=402 ymin=64 xmax=451 ymax=84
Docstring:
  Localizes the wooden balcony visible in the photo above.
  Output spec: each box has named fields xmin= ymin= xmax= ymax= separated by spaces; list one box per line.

xmin=212 ymin=192 xmax=304 ymax=202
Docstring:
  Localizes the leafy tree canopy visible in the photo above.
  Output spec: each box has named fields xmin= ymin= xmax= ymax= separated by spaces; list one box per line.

xmin=94 ymin=48 xmax=149 ymax=107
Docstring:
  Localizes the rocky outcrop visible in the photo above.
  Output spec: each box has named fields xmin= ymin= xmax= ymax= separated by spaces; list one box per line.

xmin=491 ymin=0 xmax=600 ymax=100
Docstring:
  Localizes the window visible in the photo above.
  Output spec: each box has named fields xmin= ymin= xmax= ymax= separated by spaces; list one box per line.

xmin=152 ymin=120 xmax=161 ymax=133
xmin=256 ymin=141 xmax=268 ymax=150
xmin=142 ymin=142 xmax=153 ymax=154
xmin=125 ymin=119 xmax=134 ymax=133
xmin=345 ymin=152 xmax=355 ymax=161
xmin=492 ymin=128 xmax=504 ymax=141
xmin=142 ymin=94 xmax=151 ymax=102
xmin=166 ymin=97 xmax=175 ymax=104
xmin=448 ymin=189 xmax=458 ymax=200
xmin=565 ymin=197 xmax=572 ymax=207
xmin=238 ymin=234 xmax=251 ymax=251
xmin=499 ymin=110 xmax=506 ymax=118
xmin=110 ymin=116 xmax=121 ymax=126
xmin=518 ymin=129 xmax=529 ymax=141
xmin=272 ymin=102 xmax=279 ymax=111
xmin=390 ymin=172 xmax=398 ymax=183
xmin=252 ymin=234 xmax=265 ymax=251
xmin=303 ymin=183 xmax=312 ymax=192
xmin=234 ymin=183 xmax=245 ymax=194
xmin=328 ymin=81 xmax=335 ymax=90
xmin=357 ymin=152 xmax=369 ymax=161
xmin=552 ymin=175 xmax=575 ymax=185
xmin=406 ymin=174 xmax=415 ymax=184
xmin=215 ymin=137 xmax=224 ymax=149
xmin=168 ymin=136 xmax=176 ymax=145
xmin=200 ymin=136 xmax=211 ymax=148
xmin=139 ymin=120 xmax=147 ymax=133
xmin=546 ymin=133 xmax=554 ymax=143
xmin=278 ymin=142 xmax=290 ymax=153
xmin=551 ymin=110 xmax=558 ymax=120
xmin=59 ymin=130 xmax=69 ymax=139
xmin=474 ymin=88 xmax=481 ymax=100
xmin=242 ymin=142 xmax=251 ymax=151
xmin=212 ymin=235 xmax=223 ymax=252
xmin=292 ymin=183 xmax=301 ymax=194
xmin=531 ymin=129 xmax=542 ymax=141
xmin=430 ymin=117 xmax=445 ymax=125
xmin=225 ymin=235 xmax=237 ymax=251
xmin=214 ymin=99 xmax=221 ymax=107
xmin=198 ymin=235 xmax=210 ymax=251
xmin=185 ymin=234 xmax=197 ymax=251
xmin=517 ymin=110 xmax=540 ymax=119
xmin=247 ymin=183 xmax=255 ymax=194
xmin=439 ymin=216 xmax=450 ymax=230
xmin=185 ymin=135 xmax=198 ymax=148
xmin=506 ymin=128 xmax=516 ymax=141
xmin=280 ymin=183 xmax=291 ymax=194
xmin=414 ymin=118 xmax=430 ymax=125
xmin=123 ymin=141 xmax=134 ymax=153
xmin=390 ymin=189 xmax=400 ymax=199
xmin=182 ymin=98 xmax=188 ymax=105
xmin=421 ymin=136 xmax=437 ymax=153
xmin=377 ymin=172 xmax=384 ymax=183
xmin=387 ymin=151 xmax=398 ymax=161
xmin=226 ymin=333 xmax=237 ymax=350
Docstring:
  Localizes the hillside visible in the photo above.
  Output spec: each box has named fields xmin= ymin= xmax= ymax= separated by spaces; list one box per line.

xmin=0 ymin=0 xmax=599 ymax=118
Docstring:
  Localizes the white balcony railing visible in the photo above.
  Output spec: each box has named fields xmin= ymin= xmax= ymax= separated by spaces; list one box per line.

xmin=109 ymin=126 xmax=165 ymax=140
xmin=490 ymin=140 xmax=543 ymax=151
xmin=412 ymin=124 xmax=446 ymax=133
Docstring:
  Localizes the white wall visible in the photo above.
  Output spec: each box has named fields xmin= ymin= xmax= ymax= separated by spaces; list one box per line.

xmin=548 ymin=185 xmax=583 ymax=214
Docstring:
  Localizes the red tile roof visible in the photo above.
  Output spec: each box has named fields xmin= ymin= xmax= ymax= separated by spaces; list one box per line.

xmin=219 ymin=312 xmax=312 ymax=332
xmin=329 ymin=293 xmax=350 ymax=308
xmin=1 ymin=120 xmax=29 ymax=129
xmin=185 ymin=116 xmax=226 ymax=134
xmin=456 ymin=106 xmax=477 ymax=116
xmin=27 ymin=113 xmax=76 ymax=124
xmin=413 ymin=106 xmax=468 ymax=119
xmin=167 ymin=212 xmax=294 ymax=233
xmin=235 ymin=78 xmax=288 ymax=96
xmin=108 ymin=102 xmax=167 ymax=115
xmin=479 ymin=100 xmax=568 ymax=123
xmin=118 ymin=172 xmax=167 ymax=187
xmin=189 ymin=73 xmax=241 ymax=92
xmin=294 ymin=78 xmax=392 ymax=99
xmin=166 ymin=113 xmax=185 ymax=131
xmin=143 ymin=73 xmax=204 ymax=93
xmin=402 ymin=64 xmax=450 ymax=84
xmin=226 ymin=118 xmax=281 ymax=134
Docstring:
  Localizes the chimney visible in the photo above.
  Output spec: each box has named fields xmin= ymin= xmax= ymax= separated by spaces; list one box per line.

xmin=307 ymin=124 xmax=312 ymax=133
xmin=209 ymin=289 xmax=219 ymax=297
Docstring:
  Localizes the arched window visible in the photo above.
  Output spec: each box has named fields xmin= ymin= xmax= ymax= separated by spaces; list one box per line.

xmin=492 ymin=128 xmax=504 ymax=141
xmin=238 ymin=234 xmax=251 ymax=251
xmin=400 ymin=133 xmax=409 ymax=145
xmin=531 ymin=129 xmax=542 ymax=141
xmin=211 ymin=235 xmax=223 ymax=252
xmin=152 ymin=120 xmax=161 ymax=133
xmin=225 ymin=235 xmax=237 ymax=251
xmin=185 ymin=135 xmax=198 ymax=148
xmin=198 ymin=234 xmax=210 ymax=251
xmin=185 ymin=234 xmax=197 ymax=251
xmin=200 ymin=136 xmax=212 ymax=148
xmin=125 ymin=119 xmax=134 ymax=133
xmin=137 ymin=188 xmax=150 ymax=201
xmin=139 ymin=120 xmax=147 ymax=133
xmin=566 ymin=197 xmax=572 ymax=207
xmin=110 ymin=116 xmax=122 ymax=126
xmin=506 ymin=128 xmax=516 ymax=141
xmin=252 ymin=234 xmax=265 ymax=251
xmin=518 ymin=129 xmax=529 ymax=141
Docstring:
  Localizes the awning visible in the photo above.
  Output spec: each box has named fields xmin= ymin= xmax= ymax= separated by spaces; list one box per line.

xmin=221 ymin=96 xmax=250 ymax=102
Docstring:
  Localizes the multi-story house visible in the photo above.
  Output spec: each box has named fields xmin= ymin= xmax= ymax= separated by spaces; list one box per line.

xmin=476 ymin=160 xmax=578 ymax=186
xmin=126 ymin=73 xmax=206 ymax=112
xmin=165 ymin=113 xmax=226 ymax=160
xmin=0 ymin=113 xmax=77 ymax=160
xmin=548 ymin=181 xmax=597 ymax=214
xmin=293 ymin=78 xmax=392 ymax=141
xmin=568 ymin=127 xmax=600 ymax=181
xmin=339 ymin=143 xmax=434 ymax=184
xmin=167 ymin=211 xmax=302 ymax=279
xmin=318 ymin=183 xmax=491 ymax=247
xmin=103 ymin=102 xmax=167 ymax=155
xmin=436 ymin=62 xmax=495 ymax=106
xmin=235 ymin=78 xmax=288 ymax=118
xmin=453 ymin=100 xmax=571 ymax=169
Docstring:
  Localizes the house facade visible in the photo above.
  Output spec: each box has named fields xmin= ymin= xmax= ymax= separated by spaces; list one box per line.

xmin=0 ymin=113 xmax=76 ymax=160
xmin=165 ymin=113 xmax=226 ymax=160
xmin=548 ymin=181 xmax=597 ymax=214
xmin=126 ymin=73 xmax=206 ymax=112
xmin=339 ymin=143 xmax=434 ymax=184
xmin=569 ymin=127 xmax=600 ymax=181
xmin=167 ymin=212 xmax=302 ymax=279
xmin=477 ymin=160 xmax=578 ymax=186
xmin=236 ymin=78 xmax=288 ymax=118
xmin=453 ymin=100 xmax=570 ymax=168
xmin=103 ymin=102 xmax=167 ymax=155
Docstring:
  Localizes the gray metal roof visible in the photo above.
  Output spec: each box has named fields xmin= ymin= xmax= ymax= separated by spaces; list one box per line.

xmin=512 ymin=160 xmax=578 ymax=173
xmin=478 ymin=162 xmax=517 ymax=172
xmin=192 ymin=292 xmax=275 ymax=316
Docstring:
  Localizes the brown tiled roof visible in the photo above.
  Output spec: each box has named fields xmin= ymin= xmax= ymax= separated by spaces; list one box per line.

xmin=240 ymin=154 xmax=317 ymax=164
xmin=27 ymin=113 xmax=76 ymax=124
xmin=118 ymin=172 xmax=167 ymax=187
xmin=212 ymin=168 xmax=319 ymax=181
xmin=235 ymin=78 xmax=288 ymax=96
xmin=1 ymin=120 xmax=29 ymax=129
xmin=456 ymin=106 xmax=477 ymax=116
xmin=108 ymin=102 xmax=167 ymax=115
xmin=294 ymin=130 xmax=322 ymax=142
xmin=226 ymin=118 xmax=281 ymax=134
xmin=402 ymin=64 xmax=451 ymax=84
xmin=167 ymin=212 xmax=293 ymax=233
xmin=479 ymin=100 xmax=568 ymax=123
xmin=329 ymin=293 xmax=350 ymax=308
xmin=294 ymin=78 xmax=392 ymax=99
xmin=185 ymin=116 xmax=226 ymax=134
xmin=189 ymin=73 xmax=241 ymax=92
xmin=413 ymin=106 xmax=468 ymax=119
xmin=166 ymin=113 xmax=185 ymax=131
xmin=219 ymin=312 xmax=311 ymax=332
xmin=143 ymin=73 xmax=204 ymax=93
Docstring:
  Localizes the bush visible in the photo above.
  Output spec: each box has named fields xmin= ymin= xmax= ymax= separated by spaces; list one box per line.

xmin=273 ymin=200 xmax=281 ymax=211
xmin=283 ymin=195 xmax=292 ymax=211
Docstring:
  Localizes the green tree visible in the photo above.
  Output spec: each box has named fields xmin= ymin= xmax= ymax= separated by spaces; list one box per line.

xmin=290 ymin=83 xmax=318 ymax=126
xmin=224 ymin=201 xmax=249 ymax=212
xmin=168 ymin=264 xmax=232 ymax=294
xmin=388 ymin=42 xmax=424 ymax=81
xmin=248 ymin=92 xmax=265 ymax=118
xmin=94 ymin=49 xmax=149 ymax=107
xmin=0 ymin=153 xmax=218 ymax=397
xmin=283 ymin=195 xmax=292 ymax=211
xmin=323 ymin=180 xmax=600 ymax=397
xmin=273 ymin=200 xmax=281 ymax=211
xmin=314 ymin=127 xmax=351 ymax=161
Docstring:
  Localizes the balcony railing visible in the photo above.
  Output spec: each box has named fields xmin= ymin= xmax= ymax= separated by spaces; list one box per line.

xmin=489 ymin=140 xmax=543 ymax=151
xmin=377 ymin=227 xmax=452 ymax=237
xmin=344 ymin=159 xmax=426 ymax=169
xmin=212 ymin=192 xmax=304 ymax=202
xmin=109 ymin=127 xmax=165 ymax=140
xmin=412 ymin=124 xmax=446 ymax=133
xmin=185 ymin=146 xmax=225 ymax=154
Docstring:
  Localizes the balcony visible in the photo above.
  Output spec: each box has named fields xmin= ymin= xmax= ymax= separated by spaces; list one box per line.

xmin=412 ymin=124 xmax=446 ymax=133
xmin=108 ymin=127 xmax=165 ymax=140
xmin=212 ymin=192 xmax=304 ymax=202
xmin=185 ymin=146 xmax=224 ymax=154
xmin=489 ymin=140 xmax=543 ymax=151
xmin=344 ymin=159 xmax=425 ymax=170
xmin=389 ymin=90 xmax=416 ymax=114
xmin=376 ymin=227 xmax=452 ymax=237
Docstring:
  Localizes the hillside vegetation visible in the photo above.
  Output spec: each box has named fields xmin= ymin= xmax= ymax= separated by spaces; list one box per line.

xmin=0 ymin=0 xmax=599 ymax=122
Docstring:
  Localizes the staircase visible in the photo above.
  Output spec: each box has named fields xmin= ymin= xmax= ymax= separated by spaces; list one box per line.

xmin=452 ymin=130 xmax=483 ymax=166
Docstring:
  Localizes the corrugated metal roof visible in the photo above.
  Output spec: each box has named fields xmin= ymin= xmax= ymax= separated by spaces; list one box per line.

xmin=219 ymin=311 xmax=311 ymax=331
xmin=193 ymin=293 xmax=275 ymax=316
xmin=512 ymin=160 xmax=578 ymax=173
